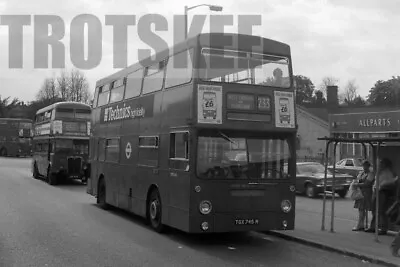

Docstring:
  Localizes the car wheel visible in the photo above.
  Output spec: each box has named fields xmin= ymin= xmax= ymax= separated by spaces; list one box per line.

xmin=0 ymin=148 xmax=7 ymax=157
xmin=337 ymin=189 xmax=348 ymax=198
xmin=305 ymin=184 xmax=317 ymax=198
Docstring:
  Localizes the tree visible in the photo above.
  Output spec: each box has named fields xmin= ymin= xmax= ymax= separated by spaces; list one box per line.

xmin=35 ymin=68 xmax=92 ymax=105
xmin=319 ymin=76 xmax=339 ymax=96
xmin=294 ymin=75 xmax=315 ymax=105
xmin=312 ymin=90 xmax=326 ymax=106
xmin=0 ymin=96 xmax=20 ymax=117
xmin=36 ymin=77 xmax=58 ymax=103
xmin=367 ymin=76 xmax=400 ymax=106
xmin=343 ymin=79 xmax=358 ymax=103
xmin=57 ymin=70 xmax=69 ymax=101
xmin=68 ymin=69 xmax=91 ymax=104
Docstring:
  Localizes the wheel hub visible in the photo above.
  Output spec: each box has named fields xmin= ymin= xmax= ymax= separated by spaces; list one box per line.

xmin=150 ymin=200 xmax=159 ymax=220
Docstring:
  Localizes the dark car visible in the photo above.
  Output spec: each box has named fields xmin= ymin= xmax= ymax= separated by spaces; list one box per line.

xmin=294 ymin=162 xmax=354 ymax=198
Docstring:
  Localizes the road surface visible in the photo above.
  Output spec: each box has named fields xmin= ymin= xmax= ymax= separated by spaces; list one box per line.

xmin=0 ymin=157 xmax=381 ymax=267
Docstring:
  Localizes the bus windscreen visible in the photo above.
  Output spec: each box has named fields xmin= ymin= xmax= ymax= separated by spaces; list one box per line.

xmin=197 ymin=133 xmax=291 ymax=180
xmin=199 ymin=48 xmax=290 ymax=88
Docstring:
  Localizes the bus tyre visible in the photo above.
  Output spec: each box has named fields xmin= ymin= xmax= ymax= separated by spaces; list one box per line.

xmin=148 ymin=189 xmax=164 ymax=233
xmin=305 ymin=183 xmax=317 ymax=198
xmin=0 ymin=148 xmax=7 ymax=157
xmin=47 ymin=168 xmax=58 ymax=185
xmin=97 ymin=178 xmax=109 ymax=210
xmin=33 ymin=163 xmax=39 ymax=179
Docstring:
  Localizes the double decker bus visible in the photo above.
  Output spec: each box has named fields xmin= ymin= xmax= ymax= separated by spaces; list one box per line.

xmin=31 ymin=102 xmax=91 ymax=185
xmin=87 ymin=33 xmax=297 ymax=233
xmin=0 ymin=118 xmax=33 ymax=157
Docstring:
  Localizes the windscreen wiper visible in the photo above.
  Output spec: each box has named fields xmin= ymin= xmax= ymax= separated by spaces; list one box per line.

xmin=218 ymin=131 xmax=237 ymax=146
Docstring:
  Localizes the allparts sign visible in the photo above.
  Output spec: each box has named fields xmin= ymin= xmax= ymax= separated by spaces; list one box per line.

xmin=330 ymin=110 xmax=400 ymax=133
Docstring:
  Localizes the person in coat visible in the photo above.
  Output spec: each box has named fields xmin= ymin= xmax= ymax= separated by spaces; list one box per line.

xmin=352 ymin=160 xmax=374 ymax=231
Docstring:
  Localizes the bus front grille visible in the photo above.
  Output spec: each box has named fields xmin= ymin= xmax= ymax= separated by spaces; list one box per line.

xmin=67 ymin=157 xmax=82 ymax=176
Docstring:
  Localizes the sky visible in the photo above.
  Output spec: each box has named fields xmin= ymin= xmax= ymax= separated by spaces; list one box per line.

xmin=0 ymin=0 xmax=399 ymax=103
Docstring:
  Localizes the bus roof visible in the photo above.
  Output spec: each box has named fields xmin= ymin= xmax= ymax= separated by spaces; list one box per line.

xmin=95 ymin=33 xmax=291 ymax=88
xmin=36 ymin=101 xmax=91 ymax=115
xmin=0 ymin=118 xmax=32 ymax=122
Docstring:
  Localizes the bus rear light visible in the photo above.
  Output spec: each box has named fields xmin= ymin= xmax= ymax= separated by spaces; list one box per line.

xmin=281 ymin=200 xmax=292 ymax=213
xmin=282 ymin=220 xmax=288 ymax=228
xmin=199 ymin=200 xmax=212 ymax=215
xmin=201 ymin=222 xmax=209 ymax=231
xmin=289 ymin=185 xmax=295 ymax=192
xmin=194 ymin=186 xmax=201 ymax=193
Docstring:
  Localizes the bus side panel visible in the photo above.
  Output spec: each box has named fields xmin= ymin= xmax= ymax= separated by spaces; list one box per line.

xmin=119 ymin=97 xmax=143 ymax=216
xmin=89 ymin=108 xmax=103 ymax=196
xmin=105 ymin=120 xmax=123 ymax=207
xmin=159 ymin=85 xmax=194 ymax=231
xmin=135 ymin=93 xmax=164 ymax=218
xmin=119 ymin=134 xmax=139 ymax=213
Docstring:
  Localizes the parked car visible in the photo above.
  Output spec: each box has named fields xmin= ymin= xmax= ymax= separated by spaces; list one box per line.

xmin=293 ymin=162 xmax=354 ymax=198
xmin=328 ymin=158 xmax=372 ymax=178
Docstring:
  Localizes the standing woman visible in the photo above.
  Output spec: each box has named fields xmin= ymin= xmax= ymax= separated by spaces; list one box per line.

xmin=352 ymin=160 xmax=374 ymax=231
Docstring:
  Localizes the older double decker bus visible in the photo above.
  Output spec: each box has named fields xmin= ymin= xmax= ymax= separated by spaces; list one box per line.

xmin=31 ymin=102 xmax=91 ymax=185
xmin=87 ymin=33 xmax=297 ymax=233
xmin=0 ymin=118 xmax=33 ymax=157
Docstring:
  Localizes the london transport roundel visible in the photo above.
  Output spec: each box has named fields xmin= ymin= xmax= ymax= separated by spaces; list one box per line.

xmin=125 ymin=142 xmax=132 ymax=159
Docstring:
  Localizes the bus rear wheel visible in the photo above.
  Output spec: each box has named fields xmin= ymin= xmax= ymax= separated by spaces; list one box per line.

xmin=148 ymin=189 xmax=164 ymax=233
xmin=97 ymin=178 xmax=109 ymax=210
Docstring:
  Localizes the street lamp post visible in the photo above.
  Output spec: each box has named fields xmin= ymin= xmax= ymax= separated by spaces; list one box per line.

xmin=184 ymin=4 xmax=223 ymax=39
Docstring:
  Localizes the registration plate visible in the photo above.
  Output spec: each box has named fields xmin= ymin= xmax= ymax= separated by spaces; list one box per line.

xmin=234 ymin=219 xmax=259 ymax=225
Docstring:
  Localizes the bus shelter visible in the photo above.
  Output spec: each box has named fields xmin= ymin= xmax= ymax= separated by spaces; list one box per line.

xmin=318 ymin=110 xmax=400 ymax=242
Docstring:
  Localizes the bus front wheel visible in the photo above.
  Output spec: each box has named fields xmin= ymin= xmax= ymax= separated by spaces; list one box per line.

xmin=33 ymin=163 xmax=39 ymax=179
xmin=97 ymin=178 xmax=109 ymax=210
xmin=148 ymin=189 xmax=164 ymax=233
xmin=47 ymin=167 xmax=58 ymax=185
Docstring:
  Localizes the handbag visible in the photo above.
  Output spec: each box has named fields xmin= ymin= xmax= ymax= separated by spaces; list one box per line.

xmin=350 ymin=180 xmax=364 ymax=201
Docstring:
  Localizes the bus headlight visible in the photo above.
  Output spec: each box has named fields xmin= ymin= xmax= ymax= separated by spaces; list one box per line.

xmin=281 ymin=200 xmax=292 ymax=213
xmin=199 ymin=200 xmax=212 ymax=215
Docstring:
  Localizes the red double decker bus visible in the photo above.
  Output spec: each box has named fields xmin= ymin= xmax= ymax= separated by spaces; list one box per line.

xmin=31 ymin=102 xmax=91 ymax=185
xmin=87 ymin=33 xmax=297 ymax=233
xmin=0 ymin=118 xmax=33 ymax=157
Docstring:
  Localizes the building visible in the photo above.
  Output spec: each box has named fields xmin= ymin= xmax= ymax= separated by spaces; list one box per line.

xmin=298 ymin=86 xmax=400 ymax=163
xmin=296 ymin=105 xmax=329 ymax=162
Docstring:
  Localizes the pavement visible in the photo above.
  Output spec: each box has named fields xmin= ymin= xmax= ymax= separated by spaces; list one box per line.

xmin=269 ymin=194 xmax=400 ymax=267
xmin=0 ymin=157 xmax=381 ymax=267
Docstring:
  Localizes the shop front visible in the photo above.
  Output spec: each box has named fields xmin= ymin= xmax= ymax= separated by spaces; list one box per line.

xmin=318 ymin=109 xmax=400 ymax=240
